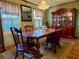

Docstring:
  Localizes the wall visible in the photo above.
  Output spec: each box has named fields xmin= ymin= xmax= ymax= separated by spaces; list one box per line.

xmin=45 ymin=1 xmax=79 ymax=37
xmin=3 ymin=0 xmax=37 ymax=47
xmin=6 ymin=0 xmax=37 ymax=27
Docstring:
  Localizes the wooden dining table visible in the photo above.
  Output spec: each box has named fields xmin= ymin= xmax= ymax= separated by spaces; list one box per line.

xmin=22 ymin=28 xmax=55 ymax=42
xmin=22 ymin=28 xmax=56 ymax=49
xmin=22 ymin=28 xmax=55 ymax=58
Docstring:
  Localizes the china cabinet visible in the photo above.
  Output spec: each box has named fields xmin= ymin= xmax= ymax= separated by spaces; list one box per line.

xmin=52 ymin=8 xmax=76 ymax=38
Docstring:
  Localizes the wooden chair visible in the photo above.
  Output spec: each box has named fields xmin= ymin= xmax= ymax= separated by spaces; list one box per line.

xmin=10 ymin=27 xmax=41 ymax=59
xmin=45 ymin=33 xmax=53 ymax=49
xmin=45 ymin=30 xmax=61 ymax=53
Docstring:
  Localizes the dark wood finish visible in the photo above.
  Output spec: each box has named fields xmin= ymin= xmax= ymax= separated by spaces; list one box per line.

xmin=0 ymin=8 xmax=5 ymax=53
xmin=52 ymin=8 xmax=76 ymax=39
xmin=22 ymin=29 xmax=55 ymax=50
xmin=20 ymin=28 xmax=55 ymax=57
xmin=22 ymin=29 xmax=55 ymax=47
xmin=45 ymin=29 xmax=61 ymax=53
xmin=22 ymin=29 xmax=55 ymax=39
xmin=10 ymin=27 xmax=41 ymax=59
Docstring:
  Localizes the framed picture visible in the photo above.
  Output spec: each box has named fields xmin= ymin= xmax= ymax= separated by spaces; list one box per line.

xmin=20 ymin=5 xmax=32 ymax=21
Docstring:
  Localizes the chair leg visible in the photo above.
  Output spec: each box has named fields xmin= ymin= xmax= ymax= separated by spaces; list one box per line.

xmin=51 ymin=42 xmax=56 ymax=53
xmin=57 ymin=41 xmax=61 ymax=48
xmin=45 ymin=42 xmax=48 ymax=50
xmin=53 ymin=44 xmax=56 ymax=53
xmin=33 ymin=49 xmax=39 ymax=59
xmin=32 ymin=47 xmax=42 ymax=59
xmin=22 ymin=53 xmax=25 ymax=59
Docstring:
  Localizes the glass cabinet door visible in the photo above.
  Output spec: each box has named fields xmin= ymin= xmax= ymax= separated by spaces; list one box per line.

xmin=52 ymin=16 xmax=56 ymax=28
xmin=57 ymin=16 xmax=61 ymax=27
xmin=52 ymin=15 xmax=61 ymax=28
xmin=53 ymin=16 xmax=57 ymax=27
xmin=68 ymin=16 xmax=72 ymax=25
xmin=61 ymin=16 xmax=66 ymax=27
xmin=68 ymin=11 xmax=72 ymax=26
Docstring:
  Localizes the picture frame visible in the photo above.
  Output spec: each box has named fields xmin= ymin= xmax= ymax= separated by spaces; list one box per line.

xmin=20 ymin=5 xmax=32 ymax=21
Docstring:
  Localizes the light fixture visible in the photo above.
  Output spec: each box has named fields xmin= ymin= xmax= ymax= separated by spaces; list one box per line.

xmin=38 ymin=0 xmax=49 ymax=10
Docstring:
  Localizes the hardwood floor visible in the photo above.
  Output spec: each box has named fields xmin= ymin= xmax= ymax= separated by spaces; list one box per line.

xmin=0 ymin=38 xmax=78 ymax=59
xmin=41 ymin=39 xmax=75 ymax=59
xmin=66 ymin=40 xmax=79 ymax=59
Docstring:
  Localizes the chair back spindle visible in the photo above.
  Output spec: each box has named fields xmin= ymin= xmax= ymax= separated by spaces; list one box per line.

xmin=10 ymin=27 xmax=42 ymax=59
xmin=10 ymin=27 xmax=25 ymax=51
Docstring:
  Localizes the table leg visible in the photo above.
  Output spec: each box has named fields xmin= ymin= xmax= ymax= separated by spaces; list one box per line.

xmin=36 ymin=39 xmax=43 ymax=59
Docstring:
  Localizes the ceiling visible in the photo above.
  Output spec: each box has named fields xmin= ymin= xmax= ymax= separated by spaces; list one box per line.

xmin=24 ymin=0 xmax=77 ymax=7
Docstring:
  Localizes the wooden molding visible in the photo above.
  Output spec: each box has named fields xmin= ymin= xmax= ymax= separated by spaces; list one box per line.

xmin=50 ymin=0 xmax=79 ymax=8
xmin=21 ymin=0 xmax=38 ymax=6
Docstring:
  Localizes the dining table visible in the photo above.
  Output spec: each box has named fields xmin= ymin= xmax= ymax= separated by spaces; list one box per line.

xmin=22 ymin=28 xmax=56 ymax=57
xmin=22 ymin=28 xmax=55 ymax=43
xmin=22 ymin=28 xmax=56 ymax=48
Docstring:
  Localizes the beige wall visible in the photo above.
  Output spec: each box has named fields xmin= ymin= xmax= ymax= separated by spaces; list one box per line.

xmin=3 ymin=0 xmax=37 ymax=47
xmin=45 ymin=1 xmax=79 ymax=37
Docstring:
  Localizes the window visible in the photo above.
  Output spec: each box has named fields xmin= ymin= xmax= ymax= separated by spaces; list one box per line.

xmin=3 ymin=19 xmax=12 ymax=31
xmin=35 ymin=19 xmax=42 ymax=28
xmin=34 ymin=9 xmax=43 ymax=29
xmin=0 ymin=2 xmax=20 ymax=32
xmin=2 ymin=14 xmax=20 ymax=32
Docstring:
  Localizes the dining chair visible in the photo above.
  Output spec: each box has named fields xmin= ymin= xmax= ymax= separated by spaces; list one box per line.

xmin=10 ymin=27 xmax=41 ymax=59
xmin=45 ymin=30 xmax=61 ymax=53
xmin=52 ymin=31 xmax=61 ymax=52
xmin=45 ymin=33 xmax=53 ymax=49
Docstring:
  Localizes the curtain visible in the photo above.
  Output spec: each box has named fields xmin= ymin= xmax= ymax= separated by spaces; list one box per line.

xmin=0 ymin=1 xmax=20 ymax=15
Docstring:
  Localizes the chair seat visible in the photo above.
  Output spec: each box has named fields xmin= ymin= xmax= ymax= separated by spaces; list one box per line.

xmin=24 ymin=53 xmax=34 ymax=59
xmin=16 ymin=43 xmax=38 ymax=53
xmin=16 ymin=43 xmax=24 ymax=51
